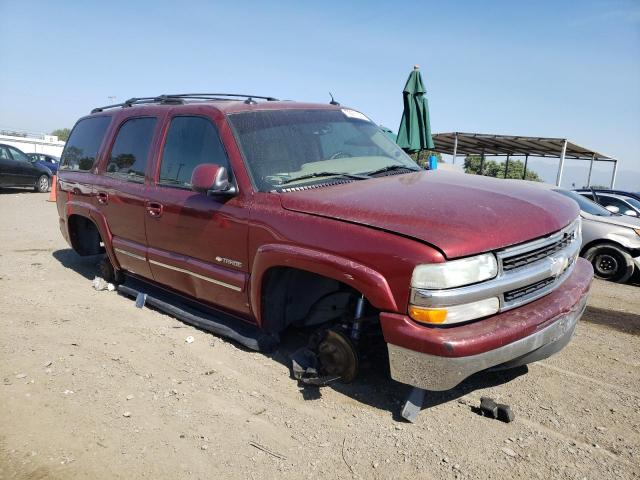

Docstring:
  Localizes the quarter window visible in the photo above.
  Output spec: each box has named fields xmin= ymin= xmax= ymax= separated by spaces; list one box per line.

xmin=106 ymin=117 xmax=157 ymax=182
xmin=60 ymin=116 xmax=111 ymax=171
xmin=159 ymin=116 xmax=230 ymax=188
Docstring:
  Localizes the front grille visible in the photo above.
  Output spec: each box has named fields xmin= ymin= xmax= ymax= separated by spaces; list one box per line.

xmin=504 ymin=277 xmax=555 ymax=302
xmin=502 ymin=231 xmax=575 ymax=272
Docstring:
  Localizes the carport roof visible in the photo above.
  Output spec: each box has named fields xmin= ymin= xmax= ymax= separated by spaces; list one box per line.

xmin=432 ymin=132 xmax=615 ymax=161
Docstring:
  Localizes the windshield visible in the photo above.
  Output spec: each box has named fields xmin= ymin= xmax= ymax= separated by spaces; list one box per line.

xmin=227 ymin=109 xmax=419 ymax=191
xmin=553 ymin=189 xmax=613 ymax=216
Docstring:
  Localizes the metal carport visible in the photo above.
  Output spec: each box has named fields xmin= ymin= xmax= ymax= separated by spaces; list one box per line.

xmin=432 ymin=132 xmax=619 ymax=188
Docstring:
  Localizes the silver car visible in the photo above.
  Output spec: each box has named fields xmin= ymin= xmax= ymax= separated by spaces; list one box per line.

xmin=553 ymin=189 xmax=640 ymax=283
xmin=575 ymin=191 xmax=640 ymax=218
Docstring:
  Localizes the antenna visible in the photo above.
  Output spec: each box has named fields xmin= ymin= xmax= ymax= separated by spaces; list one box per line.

xmin=329 ymin=92 xmax=340 ymax=106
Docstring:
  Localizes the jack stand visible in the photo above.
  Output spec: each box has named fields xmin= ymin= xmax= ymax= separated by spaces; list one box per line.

xmin=401 ymin=387 xmax=426 ymax=423
xmin=135 ymin=292 xmax=147 ymax=308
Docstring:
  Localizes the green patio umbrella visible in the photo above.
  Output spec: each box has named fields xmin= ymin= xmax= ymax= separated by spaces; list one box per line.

xmin=396 ymin=66 xmax=435 ymax=155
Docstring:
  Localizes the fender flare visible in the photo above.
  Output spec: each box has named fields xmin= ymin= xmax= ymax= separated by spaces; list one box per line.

xmin=65 ymin=200 xmax=120 ymax=269
xmin=250 ymin=243 xmax=398 ymax=326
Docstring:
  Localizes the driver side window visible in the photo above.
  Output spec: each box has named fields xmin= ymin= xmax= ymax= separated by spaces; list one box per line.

xmin=158 ymin=116 xmax=230 ymax=189
xmin=600 ymin=196 xmax=629 ymax=212
xmin=8 ymin=147 xmax=29 ymax=162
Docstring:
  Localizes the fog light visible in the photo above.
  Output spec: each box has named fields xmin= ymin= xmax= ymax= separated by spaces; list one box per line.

xmin=409 ymin=297 xmax=500 ymax=325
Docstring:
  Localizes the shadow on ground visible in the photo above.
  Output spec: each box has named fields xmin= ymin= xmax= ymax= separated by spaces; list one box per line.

xmin=0 ymin=187 xmax=39 ymax=195
xmin=582 ymin=305 xmax=640 ymax=336
xmin=273 ymin=327 xmax=528 ymax=421
xmin=52 ymin=249 xmax=101 ymax=281
xmin=51 ymin=248 xmax=535 ymax=421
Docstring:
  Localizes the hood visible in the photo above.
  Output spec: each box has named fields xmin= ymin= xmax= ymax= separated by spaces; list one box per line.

xmin=280 ymin=170 xmax=579 ymax=259
xmin=582 ymin=211 xmax=640 ymax=229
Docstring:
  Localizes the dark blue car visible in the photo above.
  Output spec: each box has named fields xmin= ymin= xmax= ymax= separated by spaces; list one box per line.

xmin=26 ymin=153 xmax=59 ymax=174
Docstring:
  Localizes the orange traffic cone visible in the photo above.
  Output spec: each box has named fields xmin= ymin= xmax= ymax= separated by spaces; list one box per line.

xmin=47 ymin=175 xmax=57 ymax=202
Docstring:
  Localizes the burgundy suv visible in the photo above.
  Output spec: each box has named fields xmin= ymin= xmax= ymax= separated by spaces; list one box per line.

xmin=56 ymin=94 xmax=593 ymax=396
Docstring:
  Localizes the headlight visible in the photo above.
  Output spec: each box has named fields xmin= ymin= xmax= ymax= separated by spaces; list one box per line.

xmin=411 ymin=253 xmax=498 ymax=290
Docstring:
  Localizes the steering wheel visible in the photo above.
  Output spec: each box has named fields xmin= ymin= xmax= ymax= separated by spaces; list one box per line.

xmin=329 ymin=151 xmax=353 ymax=160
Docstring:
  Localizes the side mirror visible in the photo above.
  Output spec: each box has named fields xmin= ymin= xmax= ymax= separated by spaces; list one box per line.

xmin=605 ymin=205 xmax=620 ymax=214
xmin=623 ymin=209 xmax=637 ymax=217
xmin=191 ymin=164 xmax=236 ymax=195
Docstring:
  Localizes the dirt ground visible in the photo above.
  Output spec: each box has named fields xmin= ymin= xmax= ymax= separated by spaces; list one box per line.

xmin=1 ymin=190 xmax=639 ymax=480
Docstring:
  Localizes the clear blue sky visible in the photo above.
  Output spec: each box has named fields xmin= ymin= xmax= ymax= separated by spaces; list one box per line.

xmin=1 ymin=0 xmax=638 ymax=189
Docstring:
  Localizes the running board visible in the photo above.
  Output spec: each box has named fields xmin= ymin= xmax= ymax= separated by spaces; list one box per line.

xmin=117 ymin=276 xmax=278 ymax=353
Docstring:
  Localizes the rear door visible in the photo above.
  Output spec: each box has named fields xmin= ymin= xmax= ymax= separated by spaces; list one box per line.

xmin=144 ymin=114 xmax=251 ymax=317
xmin=94 ymin=116 xmax=160 ymax=279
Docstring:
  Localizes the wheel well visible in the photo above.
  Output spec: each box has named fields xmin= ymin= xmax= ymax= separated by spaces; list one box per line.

xmin=68 ymin=215 xmax=104 ymax=256
xmin=581 ymin=239 xmax=633 ymax=257
xmin=261 ymin=267 xmax=366 ymax=334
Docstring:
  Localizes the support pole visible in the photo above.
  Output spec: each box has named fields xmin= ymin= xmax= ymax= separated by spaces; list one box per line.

xmin=504 ymin=154 xmax=510 ymax=179
xmin=451 ymin=133 xmax=458 ymax=165
xmin=479 ymin=150 xmax=485 ymax=176
xmin=523 ymin=154 xmax=529 ymax=180
xmin=556 ymin=139 xmax=568 ymax=186
xmin=586 ymin=153 xmax=595 ymax=187
xmin=610 ymin=160 xmax=618 ymax=189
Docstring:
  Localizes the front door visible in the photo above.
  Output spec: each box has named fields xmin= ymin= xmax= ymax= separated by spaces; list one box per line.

xmin=7 ymin=146 xmax=39 ymax=186
xmin=94 ymin=116 xmax=160 ymax=279
xmin=144 ymin=114 xmax=251 ymax=318
xmin=0 ymin=146 xmax=19 ymax=185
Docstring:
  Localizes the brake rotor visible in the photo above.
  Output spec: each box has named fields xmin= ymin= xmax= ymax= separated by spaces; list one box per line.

xmin=316 ymin=330 xmax=359 ymax=383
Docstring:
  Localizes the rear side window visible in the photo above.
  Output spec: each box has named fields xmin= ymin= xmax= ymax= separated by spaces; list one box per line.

xmin=60 ymin=116 xmax=111 ymax=171
xmin=106 ymin=117 xmax=157 ymax=183
xmin=158 ymin=116 xmax=230 ymax=188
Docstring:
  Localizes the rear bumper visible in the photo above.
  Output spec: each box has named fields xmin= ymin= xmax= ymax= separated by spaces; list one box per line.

xmin=382 ymin=258 xmax=593 ymax=391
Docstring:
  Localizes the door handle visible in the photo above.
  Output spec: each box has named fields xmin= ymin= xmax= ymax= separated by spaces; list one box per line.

xmin=97 ymin=192 xmax=109 ymax=205
xmin=146 ymin=201 xmax=163 ymax=218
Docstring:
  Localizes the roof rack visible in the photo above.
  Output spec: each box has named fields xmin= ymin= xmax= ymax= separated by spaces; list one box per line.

xmin=91 ymin=93 xmax=279 ymax=113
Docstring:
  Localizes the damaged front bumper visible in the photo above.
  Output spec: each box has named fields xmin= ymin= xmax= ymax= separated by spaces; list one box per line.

xmin=380 ymin=258 xmax=593 ymax=391
xmin=388 ymin=296 xmax=586 ymax=391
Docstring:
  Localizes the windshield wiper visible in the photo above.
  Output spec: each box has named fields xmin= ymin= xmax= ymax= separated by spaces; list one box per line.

xmin=280 ymin=171 xmax=370 ymax=185
xmin=363 ymin=164 xmax=420 ymax=177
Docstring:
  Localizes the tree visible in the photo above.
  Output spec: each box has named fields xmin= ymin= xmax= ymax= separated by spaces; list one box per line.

xmin=463 ymin=155 xmax=542 ymax=182
xmin=51 ymin=128 xmax=71 ymax=142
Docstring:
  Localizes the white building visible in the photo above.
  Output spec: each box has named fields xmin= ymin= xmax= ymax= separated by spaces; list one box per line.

xmin=0 ymin=131 xmax=66 ymax=157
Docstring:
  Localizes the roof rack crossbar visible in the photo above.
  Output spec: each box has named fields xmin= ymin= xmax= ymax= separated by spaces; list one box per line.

xmin=90 ymin=93 xmax=279 ymax=113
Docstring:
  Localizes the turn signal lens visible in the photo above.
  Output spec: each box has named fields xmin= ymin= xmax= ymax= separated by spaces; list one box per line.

xmin=409 ymin=305 xmax=447 ymax=324
xmin=634 ymin=228 xmax=640 ymax=237
xmin=409 ymin=297 xmax=500 ymax=325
